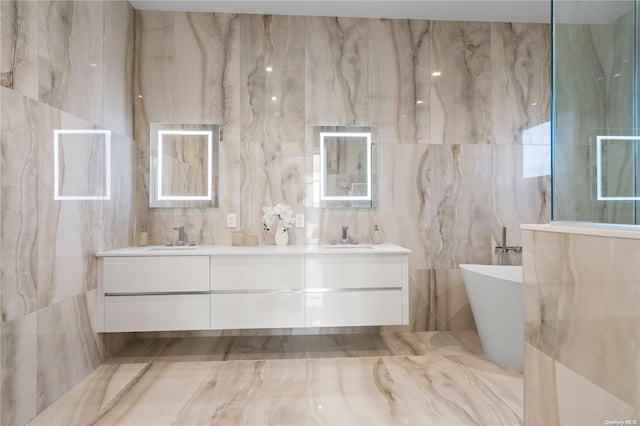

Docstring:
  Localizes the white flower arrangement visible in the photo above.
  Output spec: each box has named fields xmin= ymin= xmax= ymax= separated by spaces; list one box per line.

xmin=262 ymin=203 xmax=296 ymax=232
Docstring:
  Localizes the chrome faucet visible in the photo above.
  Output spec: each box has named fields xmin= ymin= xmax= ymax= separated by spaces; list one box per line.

xmin=495 ymin=227 xmax=522 ymax=265
xmin=173 ymin=226 xmax=185 ymax=246
xmin=341 ymin=226 xmax=349 ymax=245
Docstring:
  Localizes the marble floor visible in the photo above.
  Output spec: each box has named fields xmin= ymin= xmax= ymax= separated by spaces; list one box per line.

xmin=27 ymin=331 xmax=523 ymax=425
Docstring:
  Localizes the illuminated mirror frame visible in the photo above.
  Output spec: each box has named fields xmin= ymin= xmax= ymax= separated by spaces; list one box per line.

xmin=310 ymin=125 xmax=379 ymax=209
xmin=596 ymin=135 xmax=640 ymax=201
xmin=157 ymin=130 xmax=213 ymax=201
xmin=320 ymin=132 xmax=372 ymax=201
xmin=53 ymin=129 xmax=111 ymax=200
xmin=149 ymin=123 xmax=220 ymax=208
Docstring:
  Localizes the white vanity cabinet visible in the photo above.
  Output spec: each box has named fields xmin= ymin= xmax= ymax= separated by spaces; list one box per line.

xmin=96 ymin=244 xmax=410 ymax=333
xmin=210 ymin=255 xmax=305 ymax=329
xmin=100 ymin=256 xmax=210 ymax=332
xmin=304 ymin=254 xmax=407 ymax=327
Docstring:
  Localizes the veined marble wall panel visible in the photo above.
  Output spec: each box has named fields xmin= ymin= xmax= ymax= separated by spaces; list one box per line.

xmin=303 ymin=16 xmax=371 ymax=248
xmin=368 ymin=19 xmax=427 ymax=145
xmin=240 ymin=15 xmax=305 ymax=144
xmin=0 ymin=13 xmax=2 ymax=417
xmin=415 ymin=144 xmax=493 ymax=331
xmin=174 ymin=13 xmax=232 ymax=124
xmin=1 ymin=87 xmax=39 ymax=322
xmin=135 ymin=11 xmax=550 ymax=337
xmin=103 ymin=132 xmax=135 ymax=251
xmin=238 ymin=15 xmax=306 ymax=242
xmin=238 ymin=141 xmax=306 ymax=244
xmin=305 ymin=16 xmax=369 ymax=125
xmin=434 ymin=268 xmax=475 ymax=332
xmin=103 ymin=1 xmax=134 ymax=139
xmin=554 ymin=24 xmax=607 ymax=149
xmin=553 ymin=15 xmax=635 ymax=223
xmin=430 ymin=21 xmax=492 ymax=145
xmin=1 ymin=0 xmax=38 ymax=100
xmin=133 ymin=11 xmax=174 ymax=126
xmin=375 ymin=144 xmax=426 ymax=266
xmin=419 ymin=144 xmax=493 ymax=269
xmin=38 ymin=0 xmax=104 ymax=126
xmin=134 ymin=11 xmax=241 ymax=240
xmin=523 ymin=229 xmax=640 ymax=412
xmin=36 ymin=293 xmax=102 ymax=413
xmin=525 ymin=344 xmax=640 ymax=424
xmin=134 ymin=11 xmax=240 ymax=132
xmin=606 ymin=12 xmax=633 ymax=131
xmin=36 ymin=110 xmax=105 ymax=308
xmin=2 ymin=1 xmax=136 ymax=421
xmin=491 ymin=23 xmax=550 ymax=145
xmin=552 ymin=144 xmax=592 ymax=221
xmin=493 ymin=145 xmax=550 ymax=247
xmin=0 ymin=91 xmax=129 ymax=322
xmin=1 ymin=312 xmax=37 ymax=426
xmin=370 ymin=144 xmax=431 ymax=331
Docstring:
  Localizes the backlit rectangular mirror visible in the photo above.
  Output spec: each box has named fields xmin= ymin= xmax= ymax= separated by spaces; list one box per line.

xmin=149 ymin=123 xmax=219 ymax=208
xmin=311 ymin=126 xmax=378 ymax=208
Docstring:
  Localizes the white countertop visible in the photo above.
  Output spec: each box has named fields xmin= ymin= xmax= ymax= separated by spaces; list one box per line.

xmin=96 ymin=243 xmax=411 ymax=257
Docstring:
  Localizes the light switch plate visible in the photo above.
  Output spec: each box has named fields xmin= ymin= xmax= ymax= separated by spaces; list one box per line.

xmin=226 ymin=213 xmax=236 ymax=228
xmin=295 ymin=214 xmax=305 ymax=228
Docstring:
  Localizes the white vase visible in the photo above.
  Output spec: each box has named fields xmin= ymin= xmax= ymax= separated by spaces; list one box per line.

xmin=274 ymin=219 xmax=289 ymax=246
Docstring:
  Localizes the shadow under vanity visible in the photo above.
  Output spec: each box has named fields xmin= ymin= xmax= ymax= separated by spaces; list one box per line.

xmin=95 ymin=244 xmax=410 ymax=332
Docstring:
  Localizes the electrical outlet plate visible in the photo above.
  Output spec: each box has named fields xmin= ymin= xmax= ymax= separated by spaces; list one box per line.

xmin=226 ymin=213 xmax=236 ymax=228
xmin=295 ymin=214 xmax=305 ymax=228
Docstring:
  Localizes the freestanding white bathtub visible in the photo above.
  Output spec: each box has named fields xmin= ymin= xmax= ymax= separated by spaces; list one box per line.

xmin=459 ymin=264 xmax=524 ymax=370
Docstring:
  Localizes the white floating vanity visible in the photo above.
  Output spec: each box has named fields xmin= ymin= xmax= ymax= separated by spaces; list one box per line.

xmin=95 ymin=244 xmax=410 ymax=332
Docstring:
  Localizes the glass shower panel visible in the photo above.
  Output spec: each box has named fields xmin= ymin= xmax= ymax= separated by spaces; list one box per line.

xmin=552 ymin=0 xmax=638 ymax=224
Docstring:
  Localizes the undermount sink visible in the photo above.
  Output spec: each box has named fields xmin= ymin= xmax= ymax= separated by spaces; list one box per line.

xmin=322 ymin=244 xmax=374 ymax=249
xmin=146 ymin=246 xmax=199 ymax=251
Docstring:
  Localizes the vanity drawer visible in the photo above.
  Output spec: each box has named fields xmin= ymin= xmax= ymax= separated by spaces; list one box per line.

xmin=103 ymin=256 xmax=209 ymax=293
xmin=211 ymin=255 xmax=304 ymax=291
xmin=104 ymin=295 xmax=210 ymax=332
xmin=305 ymin=290 xmax=403 ymax=327
xmin=211 ymin=293 xmax=304 ymax=329
xmin=305 ymin=254 xmax=405 ymax=289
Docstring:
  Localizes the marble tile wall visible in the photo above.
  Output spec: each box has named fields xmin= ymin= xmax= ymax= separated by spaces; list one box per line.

xmin=553 ymin=10 xmax=637 ymax=224
xmin=0 ymin=3 xmax=551 ymax=423
xmin=0 ymin=1 xmax=135 ymax=424
xmin=523 ymin=227 xmax=640 ymax=423
xmin=135 ymin=12 xmax=551 ymax=335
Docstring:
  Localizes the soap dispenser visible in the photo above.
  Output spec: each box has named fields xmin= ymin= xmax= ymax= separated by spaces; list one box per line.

xmin=138 ymin=226 xmax=149 ymax=247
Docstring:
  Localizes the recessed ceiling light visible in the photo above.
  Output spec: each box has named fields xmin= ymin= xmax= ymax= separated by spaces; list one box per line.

xmin=137 ymin=95 xmax=143 ymax=98
xmin=271 ymin=96 xmax=277 ymax=101
xmin=613 ymin=73 xmax=621 ymax=78
xmin=431 ymin=71 xmax=441 ymax=77
xmin=266 ymin=66 xmax=273 ymax=72
xmin=416 ymin=100 xmax=424 ymax=104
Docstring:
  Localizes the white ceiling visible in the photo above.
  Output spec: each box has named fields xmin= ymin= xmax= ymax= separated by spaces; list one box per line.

xmin=127 ymin=0 xmax=633 ymax=24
